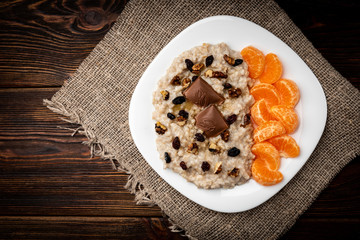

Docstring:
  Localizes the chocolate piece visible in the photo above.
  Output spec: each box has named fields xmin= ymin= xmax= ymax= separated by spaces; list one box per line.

xmin=183 ymin=77 xmax=224 ymax=107
xmin=195 ymin=105 xmax=228 ymax=137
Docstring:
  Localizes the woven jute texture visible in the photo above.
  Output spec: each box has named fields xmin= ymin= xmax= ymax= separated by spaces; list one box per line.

xmin=44 ymin=0 xmax=360 ymax=239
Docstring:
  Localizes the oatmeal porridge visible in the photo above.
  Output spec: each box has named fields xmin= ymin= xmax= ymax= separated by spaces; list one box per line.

xmin=152 ymin=43 xmax=255 ymax=189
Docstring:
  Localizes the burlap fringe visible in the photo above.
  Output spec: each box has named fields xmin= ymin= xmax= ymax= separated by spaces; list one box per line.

xmin=43 ymin=99 xmax=196 ymax=240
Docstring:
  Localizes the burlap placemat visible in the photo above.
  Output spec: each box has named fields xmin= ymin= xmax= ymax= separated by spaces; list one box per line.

xmin=44 ymin=0 xmax=360 ymax=239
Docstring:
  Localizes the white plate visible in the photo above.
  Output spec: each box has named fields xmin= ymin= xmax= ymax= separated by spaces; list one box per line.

xmin=128 ymin=16 xmax=327 ymax=213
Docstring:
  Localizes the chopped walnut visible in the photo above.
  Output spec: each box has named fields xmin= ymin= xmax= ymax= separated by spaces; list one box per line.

xmin=204 ymin=69 xmax=227 ymax=78
xmin=221 ymin=130 xmax=230 ymax=142
xmin=228 ymin=88 xmax=242 ymax=98
xmin=176 ymin=116 xmax=187 ymax=126
xmin=228 ymin=168 xmax=240 ymax=177
xmin=155 ymin=122 xmax=167 ymax=135
xmin=182 ymin=78 xmax=191 ymax=88
xmin=170 ymin=75 xmax=181 ymax=85
xmin=192 ymin=63 xmax=204 ymax=74
xmin=214 ymin=162 xmax=222 ymax=174
xmin=209 ymin=142 xmax=220 ymax=154
xmin=224 ymin=54 xmax=235 ymax=65
xmin=160 ymin=90 xmax=169 ymax=100
xmin=187 ymin=143 xmax=199 ymax=155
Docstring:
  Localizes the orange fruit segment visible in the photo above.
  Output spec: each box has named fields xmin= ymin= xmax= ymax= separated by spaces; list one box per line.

xmin=253 ymin=120 xmax=286 ymax=143
xmin=273 ymin=79 xmax=300 ymax=108
xmin=258 ymin=53 xmax=283 ymax=84
xmin=268 ymin=134 xmax=300 ymax=158
xmin=241 ymin=46 xmax=265 ymax=79
xmin=251 ymin=158 xmax=283 ymax=186
xmin=250 ymin=98 xmax=275 ymax=126
xmin=270 ymin=105 xmax=299 ymax=134
xmin=250 ymin=83 xmax=280 ymax=107
xmin=251 ymin=142 xmax=280 ymax=171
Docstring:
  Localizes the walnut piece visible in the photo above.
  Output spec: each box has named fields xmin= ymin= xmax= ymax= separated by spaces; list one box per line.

xmin=192 ymin=63 xmax=204 ymax=74
xmin=209 ymin=142 xmax=220 ymax=154
xmin=176 ymin=116 xmax=187 ymax=126
xmin=182 ymin=77 xmax=191 ymax=88
xmin=214 ymin=162 xmax=222 ymax=174
xmin=160 ymin=90 xmax=169 ymax=100
xmin=204 ymin=69 xmax=227 ymax=78
xmin=155 ymin=122 xmax=167 ymax=135
xmin=187 ymin=143 xmax=199 ymax=155
xmin=170 ymin=75 xmax=181 ymax=85
xmin=228 ymin=88 xmax=242 ymax=98
xmin=224 ymin=54 xmax=235 ymax=65
xmin=228 ymin=167 xmax=240 ymax=177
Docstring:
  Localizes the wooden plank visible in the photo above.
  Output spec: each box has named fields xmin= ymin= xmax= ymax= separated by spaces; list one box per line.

xmin=0 ymin=0 xmax=126 ymax=87
xmin=0 ymin=0 xmax=358 ymax=88
xmin=0 ymin=216 xmax=358 ymax=240
xmin=0 ymin=216 xmax=186 ymax=240
xmin=0 ymin=88 xmax=359 ymax=218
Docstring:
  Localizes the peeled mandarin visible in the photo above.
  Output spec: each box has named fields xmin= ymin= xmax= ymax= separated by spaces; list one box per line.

xmin=253 ymin=120 xmax=286 ymax=143
xmin=250 ymin=98 xmax=275 ymax=126
xmin=251 ymin=142 xmax=280 ymax=171
xmin=273 ymin=79 xmax=300 ymax=108
xmin=258 ymin=53 xmax=283 ymax=84
xmin=250 ymin=83 xmax=280 ymax=107
xmin=268 ymin=134 xmax=300 ymax=158
xmin=241 ymin=46 xmax=265 ymax=79
xmin=270 ymin=105 xmax=299 ymax=134
xmin=251 ymin=158 xmax=283 ymax=186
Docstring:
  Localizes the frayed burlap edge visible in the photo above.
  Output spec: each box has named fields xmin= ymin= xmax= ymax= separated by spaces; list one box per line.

xmin=43 ymin=99 xmax=196 ymax=240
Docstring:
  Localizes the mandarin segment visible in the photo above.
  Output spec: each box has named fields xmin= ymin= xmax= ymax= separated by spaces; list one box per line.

xmin=258 ymin=53 xmax=283 ymax=84
xmin=253 ymin=120 xmax=286 ymax=143
xmin=251 ymin=158 xmax=283 ymax=186
xmin=251 ymin=142 xmax=280 ymax=171
xmin=268 ymin=134 xmax=300 ymax=158
xmin=250 ymin=98 xmax=275 ymax=126
xmin=273 ymin=79 xmax=300 ymax=107
xmin=270 ymin=105 xmax=299 ymax=134
xmin=250 ymin=83 xmax=280 ymax=107
xmin=241 ymin=46 xmax=265 ymax=79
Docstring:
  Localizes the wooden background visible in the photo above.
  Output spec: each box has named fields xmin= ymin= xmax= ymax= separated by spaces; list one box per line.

xmin=0 ymin=0 xmax=359 ymax=239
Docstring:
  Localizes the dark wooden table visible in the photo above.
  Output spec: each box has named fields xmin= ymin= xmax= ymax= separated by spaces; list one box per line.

xmin=0 ymin=1 xmax=359 ymax=239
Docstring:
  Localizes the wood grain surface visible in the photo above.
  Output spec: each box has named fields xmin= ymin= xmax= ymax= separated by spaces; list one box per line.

xmin=0 ymin=0 xmax=359 ymax=239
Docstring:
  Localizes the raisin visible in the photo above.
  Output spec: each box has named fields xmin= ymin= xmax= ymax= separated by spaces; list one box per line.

xmin=221 ymin=130 xmax=230 ymax=142
xmin=243 ymin=113 xmax=251 ymax=125
xmin=167 ymin=112 xmax=175 ymax=120
xmin=228 ymin=147 xmax=240 ymax=157
xmin=172 ymin=136 xmax=180 ymax=150
xmin=185 ymin=59 xmax=194 ymax=72
xmin=233 ymin=59 xmax=243 ymax=66
xmin=178 ymin=110 xmax=189 ymax=119
xmin=180 ymin=161 xmax=187 ymax=170
xmin=223 ymin=83 xmax=232 ymax=89
xmin=172 ymin=96 xmax=186 ymax=105
xmin=226 ymin=114 xmax=237 ymax=125
xmin=164 ymin=152 xmax=171 ymax=163
xmin=228 ymin=88 xmax=242 ymax=98
xmin=194 ymin=133 xmax=205 ymax=142
xmin=170 ymin=75 xmax=181 ymax=85
xmin=201 ymin=161 xmax=210 ymax=172
xmin=205 ymin=55 xmax=214 ymax=67
xmin=192 ymin=76 xmax=198 ymax=82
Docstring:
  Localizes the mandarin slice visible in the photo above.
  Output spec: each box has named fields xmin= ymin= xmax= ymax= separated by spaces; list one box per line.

xmin=250 ymin=83 xmax=280 ymax=107
xmin=251 ymin=158 xmax=283 ymax=186
xmin=258 ymin=53 xmax=283 ymax=84
xmin=250 ymin=98 xmax=275 ymax=126
xmin=273 ymin=79 xmax=300 ymax=108
xmin=268 ymin=134 xmax=300 ymax=158
xmin=251 ymin=142 xmax=280 ymax=171
xmin=253 ymin=120 xmax=286 ymax=143
xmin=241 ymin=46 xmax=265 ymax=79
xmin=270 ymin=105 xmax=299 ymax=134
